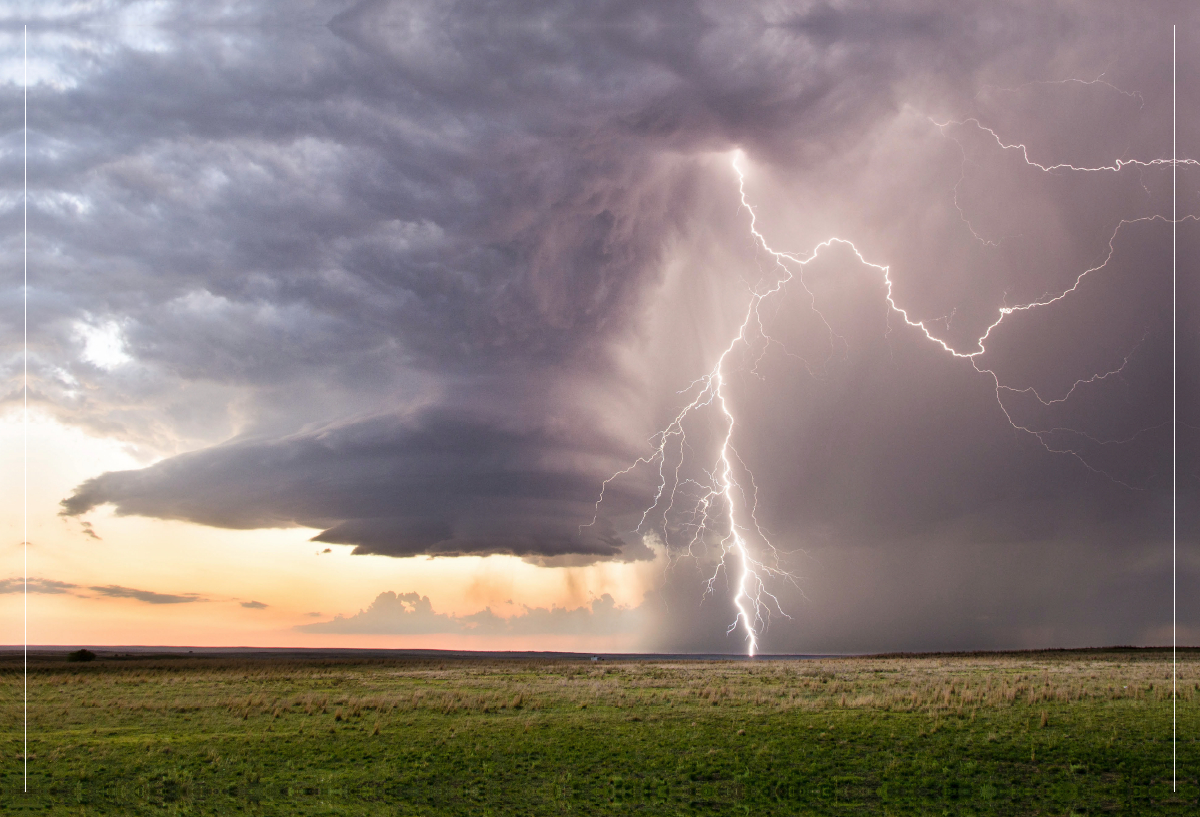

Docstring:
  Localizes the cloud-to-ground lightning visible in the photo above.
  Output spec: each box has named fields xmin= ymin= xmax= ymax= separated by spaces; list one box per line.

xmin=588 ymin=105 xmax=1187 ymax=656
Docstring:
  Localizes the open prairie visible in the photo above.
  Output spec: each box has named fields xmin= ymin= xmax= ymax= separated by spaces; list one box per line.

xmin=1 ymin=649 xmax=1196 ymax=814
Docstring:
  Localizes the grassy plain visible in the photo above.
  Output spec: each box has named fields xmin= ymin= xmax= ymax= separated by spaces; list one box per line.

xmin=1 ymin=649 xmax=1196 ymax=814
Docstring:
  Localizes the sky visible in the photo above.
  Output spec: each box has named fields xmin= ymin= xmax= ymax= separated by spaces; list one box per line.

xmin=1 ymin=0 xmax=1196 ymax=653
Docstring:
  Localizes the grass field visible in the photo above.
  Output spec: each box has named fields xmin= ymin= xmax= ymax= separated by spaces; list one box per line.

xmin=1 ymin=648 xmax=1196 ymax=814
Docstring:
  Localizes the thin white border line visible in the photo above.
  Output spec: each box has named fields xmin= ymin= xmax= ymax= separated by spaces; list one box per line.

xmin=22 ymin=22 xmax=28 ymax=796
xmin=1172 ymin=21 xmax=1178 ymax=796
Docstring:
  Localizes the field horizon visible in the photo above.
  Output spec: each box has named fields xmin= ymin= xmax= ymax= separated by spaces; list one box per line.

xmin=5 ymin=644 xmax=1196 ymax=662
xmin=5 ymin=646 xmax=1195 ymax=813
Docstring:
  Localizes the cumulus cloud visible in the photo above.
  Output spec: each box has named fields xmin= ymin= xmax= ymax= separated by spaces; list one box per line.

xmin=298 ymin=591 xmax=644 ymax=636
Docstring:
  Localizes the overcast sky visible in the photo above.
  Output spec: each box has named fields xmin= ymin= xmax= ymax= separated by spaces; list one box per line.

xmin=2 ymin=0 xmax=1196 ymax=653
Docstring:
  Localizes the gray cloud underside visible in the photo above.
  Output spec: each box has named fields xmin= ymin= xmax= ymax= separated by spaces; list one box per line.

xmin=6 ymin=0 xmax=1197 ymax=647
xmin=62 ymin=407 xmax=648 ymax=557
xmin=298 ymin=590 xmax=642 ymax=636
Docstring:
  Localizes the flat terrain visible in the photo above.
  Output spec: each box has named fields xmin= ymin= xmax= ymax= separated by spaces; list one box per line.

xmin=1 ymin=649 xmax=1196 ymax=814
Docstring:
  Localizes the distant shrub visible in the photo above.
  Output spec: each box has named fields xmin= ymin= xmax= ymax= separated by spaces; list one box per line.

xmin=68 ymin=649 xmax=96 ymax=663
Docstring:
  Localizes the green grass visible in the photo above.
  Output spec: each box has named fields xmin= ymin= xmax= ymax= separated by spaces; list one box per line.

xmin=1 ymin=649 xmax=1196 ymax=814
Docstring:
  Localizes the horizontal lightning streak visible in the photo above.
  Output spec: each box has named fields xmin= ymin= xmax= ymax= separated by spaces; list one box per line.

xmin=933 ymin=117 xmax=1200 ymax=173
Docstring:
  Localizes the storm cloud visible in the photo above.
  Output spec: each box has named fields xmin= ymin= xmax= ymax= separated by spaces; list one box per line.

xmin=61 ymin=405 xmax=652 ymax=557
xmin=7 ymin=0 xmax=1196 ymax=649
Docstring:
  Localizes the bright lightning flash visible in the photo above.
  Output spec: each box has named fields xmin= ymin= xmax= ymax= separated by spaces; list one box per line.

xmin=588 ymin=112 xmax=1186 ymax=655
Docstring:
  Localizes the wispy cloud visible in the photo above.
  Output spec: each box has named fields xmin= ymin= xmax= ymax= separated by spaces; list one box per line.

xmin=86 ymin=585 xmax=207 ymax=604
xmin=0 ymin=577 xmax=80 ymax=595
xmin=240 ymin=600 xmax=268 ymax=609
xmin=0 ymin=577 xmax=211 ymax=605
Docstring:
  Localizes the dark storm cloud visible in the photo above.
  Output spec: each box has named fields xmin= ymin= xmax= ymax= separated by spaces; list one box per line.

xmin=62 ymin=405 xmax=646 ymax=557
xmin=298 ymin=590 xmax=643 ymax=635
xmin=10 ymin=0 xmax=1195 ymax=647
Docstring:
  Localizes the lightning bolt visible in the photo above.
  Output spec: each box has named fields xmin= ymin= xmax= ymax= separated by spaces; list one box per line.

xmin=932 ymin=116 xmax=1200 ymax=173
xmin=588 ymin=109 xmax=1187 ymax=655
xmin=979 ymin=75 xmax=1146 ymax=108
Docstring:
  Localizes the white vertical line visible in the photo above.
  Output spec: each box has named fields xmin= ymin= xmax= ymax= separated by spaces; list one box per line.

xmin=1172 ymin=21 xmax=1177 ymax=796
xmin=22 ymin=22 xmax=28 ymax=796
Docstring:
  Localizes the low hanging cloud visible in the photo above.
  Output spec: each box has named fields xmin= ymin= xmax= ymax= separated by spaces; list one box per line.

xmin=60 ymin=407 xmax=652 ymax=559
xmin=298 ymin=591 xmax=645 ymax=636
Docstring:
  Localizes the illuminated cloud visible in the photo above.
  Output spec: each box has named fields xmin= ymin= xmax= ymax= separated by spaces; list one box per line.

xmin=460 ymin=595 xmax=644 ymax=637
xmin=74 ymin=319 xmax=132 ymax=371
xmin=298 ymin=591 xmax=644 ymax=636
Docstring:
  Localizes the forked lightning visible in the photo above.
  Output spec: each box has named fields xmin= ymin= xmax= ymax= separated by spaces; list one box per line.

xmin=588 ymin=111 xmax=1185 ymax=656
